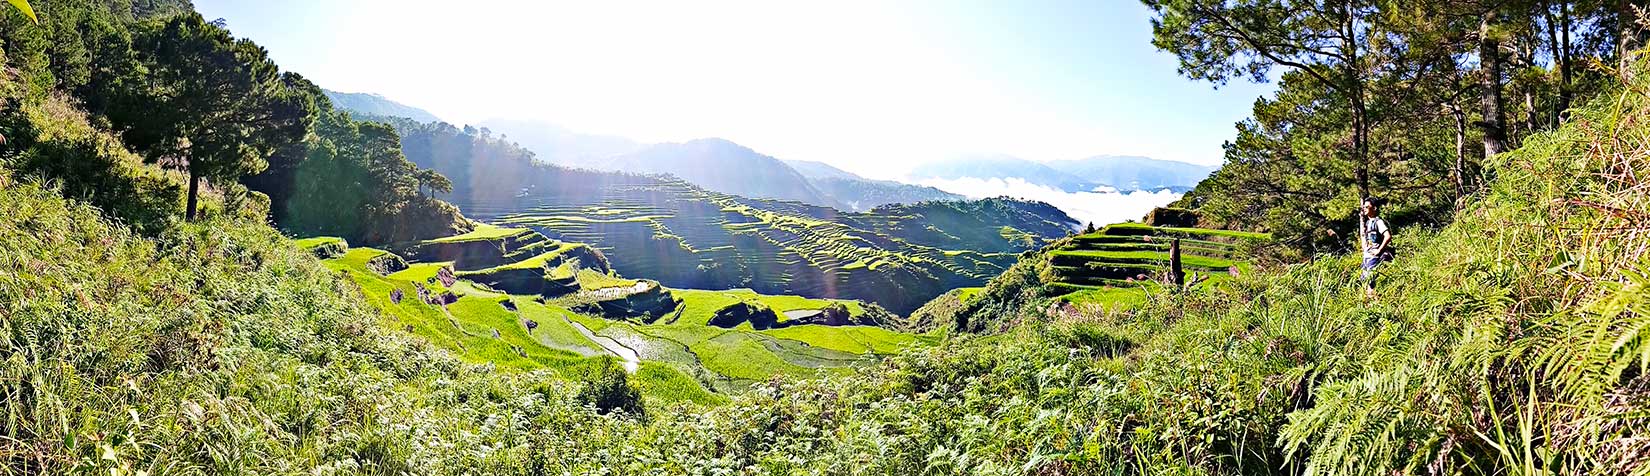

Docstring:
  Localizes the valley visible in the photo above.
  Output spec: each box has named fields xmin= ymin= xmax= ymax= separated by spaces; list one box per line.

xmin=387 ymin=123 xmax=1081 ymax=315
xmin=8 ymin=0 xmax=1647 ymax=473
xmin=305 ymin=224 xmax=933 ymax=400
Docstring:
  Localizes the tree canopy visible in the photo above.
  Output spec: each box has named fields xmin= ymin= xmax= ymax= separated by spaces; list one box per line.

xmin=109 ymin=13 xmax=315 ymax=220
xmin=1151 ymin=0 xmax=1646 ymax=256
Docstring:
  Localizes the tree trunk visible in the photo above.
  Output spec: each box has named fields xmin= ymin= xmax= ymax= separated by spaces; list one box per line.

xmin=1561 ymin=0 xmax=1574 ymax=119
xmin=186 ymin=168 xmax=201 ymax=221
xmin=1452 ymin=103 xmax=1468 ymax=197
xmin=1623 ymin=0 xmax=1645 ymax=78
xmin=1521 ymin=33 xmax=1537 ymax=136
xmin=1545 ymin=1 xmax=1560 ymax=121
xmin=1345 ymin=0 xmax=1370 ymax=199
xmin=1480 ymin=12 xmax=1510 ymax=157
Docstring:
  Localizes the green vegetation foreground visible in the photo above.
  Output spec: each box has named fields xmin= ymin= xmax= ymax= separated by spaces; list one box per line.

xmin=4 ymin=1 xmax=1650 ymax=474
xmin=4 ymin=58 xmax=1650 ymax=476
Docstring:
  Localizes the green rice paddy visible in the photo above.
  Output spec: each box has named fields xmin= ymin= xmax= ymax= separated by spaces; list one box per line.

xmin=293 ymin=236 xmax=344 ymax=249
xmin=424 ymin=222 xmax=529 ymax=243
xmin=307 ymin=229 xmax=932 ymax=402
xmin=1043 ymin=224 xmax=1267 ymax=308
xmin=460 ymin=180 xmax=1070 ymax=315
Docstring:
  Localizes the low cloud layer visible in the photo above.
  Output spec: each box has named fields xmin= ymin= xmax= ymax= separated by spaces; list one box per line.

xmin=916 ymin=177 xmax=1182 ymax=228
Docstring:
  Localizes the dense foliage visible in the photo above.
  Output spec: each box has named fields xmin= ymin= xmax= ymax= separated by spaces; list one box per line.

xmin=276 ymin=103 xmax=469 ymax=244
xmin=1154 ymin=0 xmax=1637 ymax=256
xmin=373 ymin=114 xmax=553 ymax=206
xmin=112 ymin=12 xmax=314 ymax=220
xmin=0 ymin=0 xmax=464 ymax=243
xmin=6 ymin=0 xmax=1650 ymax=474
xmin=0 ymin=66 xmax=185 ymax=234
xmin=10 ymin=77 xmax=1650 ymax=469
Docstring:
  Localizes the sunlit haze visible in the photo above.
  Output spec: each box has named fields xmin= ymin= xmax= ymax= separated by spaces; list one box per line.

xmin=195 ymin=0 xmax=1272 ymax=183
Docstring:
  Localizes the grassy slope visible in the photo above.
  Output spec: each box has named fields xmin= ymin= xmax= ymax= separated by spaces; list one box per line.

xmin=628 ymin=68 xmax=1650 ymax=473
xmin=456 ymin=79 xmax=1650 ymax=473
xmin=451 ymin=241 xmax=587 ymax=276
xmin=489 ymin=182 xmax=1065 ymax=315
xmin=292 ymin=236 xmax=344 ymax=249
xmin=668 ymin=288 xmax=867 ymax=326
xmin=322 ymin=236 xmax=928 ymax=398
xmin=0 ymin=178 xmax=632 ymax=474
xmin=761 ymin=325 xmax=932 ymax=354
xmin=322 ymin=246 xmax=724 ymax=404
xmin=1048 ymin=248 xmax=1237 ymax=269
xmin=940 ymin=223 xmax=1264 ymax=324
xmin=424 ymin=222 xmax=527 ymax=243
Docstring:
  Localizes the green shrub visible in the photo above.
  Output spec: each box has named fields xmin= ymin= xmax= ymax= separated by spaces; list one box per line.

xmin=578 ymin=358 xmax=645 ymax=418
xmin=0 ymin=93 xmax=184 ymax=234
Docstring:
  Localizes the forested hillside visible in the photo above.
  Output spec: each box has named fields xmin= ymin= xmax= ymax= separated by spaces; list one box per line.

xmin=323 ymin=89 xmax=442 ymax=123
xmin=11 ymin=55 xmax=1650 ymax=472
xmin=375 ymin=115 xmax=1079 ymax=314
xmin=7 ymin=0 xmax=1650 ymax=474
xmin=1148 ymin=0 xmax=1633 ymax=258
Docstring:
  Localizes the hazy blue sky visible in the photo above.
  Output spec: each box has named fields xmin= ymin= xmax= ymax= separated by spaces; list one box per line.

xmin=195 ymin=0 xmax=1275 ymax=178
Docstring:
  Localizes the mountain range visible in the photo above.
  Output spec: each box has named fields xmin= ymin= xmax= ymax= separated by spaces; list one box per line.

xmin=785 ymin=160 xmax=964 ymax=211
xmin=474 ymin=118 xmax=645 ymax=168
xmin=1046 ymin=155 xmax=1215 ymax=191
xmin=370 ymin=115 xmax=1078 ymax=314
xmin=327 ymin=90 xmax=1211 ymax=210
xmin=907 ymin=154 xmax=1104 ymax=193
xmin=909 ymin=154 xmax=1216 ymax=193
xmin=474 ymin=119 xmax=958 ymax=211
xmin=607 ymin=138 xmax=835 ymax=207
xmin=322 ymin=90 xmax=443 ymax=124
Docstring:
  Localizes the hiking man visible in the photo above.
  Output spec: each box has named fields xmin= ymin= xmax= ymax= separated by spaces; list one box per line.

xmin=1359 ymin=197 xmax=1392 ymax=299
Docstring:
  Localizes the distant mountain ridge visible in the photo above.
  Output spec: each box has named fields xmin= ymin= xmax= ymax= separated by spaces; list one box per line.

xmin=479 ymin=119 xmax=960 ymax=211
xmin=609 ymin=138 xmax=840 ymax=208
xmin=786 ymin=160 xmax=863 ymax=181
xmin=1046 ymin=155 xmax=1215 ymax=191
xmin=367 ymin=115 xmax=1079 ymax=314
xmin=475 ymin=118 xmax=644 ymax=168
xmin=786 ymin=160 xmax=965 ymax=211
xmin=908 ymin=155 xmax=1103 ymax=193
xmin=323 ymin=89 xmax=443 ymax=123
xmin=334 ymin=90 xmax=1201 ymax=211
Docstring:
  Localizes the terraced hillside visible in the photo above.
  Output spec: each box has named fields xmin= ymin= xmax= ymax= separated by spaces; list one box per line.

xmin=386 ymin=118 xmax=1077 ymax=314
xmin=1045 ymin=223 xmax=1268 ymax=303
xmin=913 ymin=222 xmax=1271 ymax=332
xmin=302 ymin=228 xmax=931 ymax=397
xmin=455 ymin=177 xmax=1074 ymax=315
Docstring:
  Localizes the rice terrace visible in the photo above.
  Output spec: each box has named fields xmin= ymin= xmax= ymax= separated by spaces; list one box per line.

xmin=5 ymin=0 xmax=1650 ymax=474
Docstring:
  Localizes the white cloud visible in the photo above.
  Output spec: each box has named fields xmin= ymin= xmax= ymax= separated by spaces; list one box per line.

xmin=916 ymin=177 xmax=1180 ymax=228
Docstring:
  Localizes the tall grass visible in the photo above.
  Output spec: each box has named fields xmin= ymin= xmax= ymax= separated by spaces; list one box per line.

xmin=7 ymin=42 xmax=1650 ymax=476
xmin=0 ymin=177 xmax=626 ymax=474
